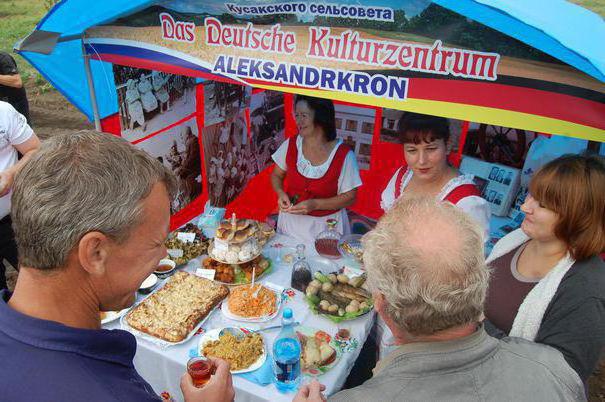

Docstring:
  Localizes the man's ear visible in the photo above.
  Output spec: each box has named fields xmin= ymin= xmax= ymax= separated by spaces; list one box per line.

xmin=373 ymin=292 xmax=386 ymax=315
xmin=78 ymin=231 xmax=110 ymax=276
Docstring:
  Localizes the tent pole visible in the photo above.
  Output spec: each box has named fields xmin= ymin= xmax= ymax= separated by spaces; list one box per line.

xmin=81 ymin=38 xmax=102 ymax=131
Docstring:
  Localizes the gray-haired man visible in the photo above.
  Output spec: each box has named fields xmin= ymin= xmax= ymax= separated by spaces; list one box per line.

xmin=330 ymin=197 xmax=585 ymax=402
xmin=0 ymin=131 xmax=234 ymax=402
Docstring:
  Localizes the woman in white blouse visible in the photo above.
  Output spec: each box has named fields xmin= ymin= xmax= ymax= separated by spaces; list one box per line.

xmin=381 ymin=112 xmax=490 ymax=237
xmin=271 ymin=96 xmax=362 ymax=243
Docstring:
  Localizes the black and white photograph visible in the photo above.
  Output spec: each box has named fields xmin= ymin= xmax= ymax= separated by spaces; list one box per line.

xmin=250 ymin=90 xmax=286 ymax=172
xmin=495 ymin=169 xmax=505 ymax=183
xmin=202 ymin=112 xmax=257 ymax=207
xmin=494 ymin=193 xmax=503 ymax=205
xmin=335 ymin=104 xmax=375 ymax=170
xmin=503 ymin=171 xmax=513 ymax=185
xmin=134 ymin=119 xmax=202 ymax=213
xmin=203 ymin=81 xmax=251 ymax=126
xmin=487 ymin=190 xmax=496 ymax=203
xmin=489 ymin=166 xmax=499 ymax=180
xmin=113 ymin=65 xmax=196 ymax=142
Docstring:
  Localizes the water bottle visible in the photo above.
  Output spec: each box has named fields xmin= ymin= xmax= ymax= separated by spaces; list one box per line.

xmin=272 ymin=308 xmax=301 ymax=392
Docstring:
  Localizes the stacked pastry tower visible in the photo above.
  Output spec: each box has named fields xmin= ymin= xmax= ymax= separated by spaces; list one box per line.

xmin=209 ymin=214 xmax=262 ymax=264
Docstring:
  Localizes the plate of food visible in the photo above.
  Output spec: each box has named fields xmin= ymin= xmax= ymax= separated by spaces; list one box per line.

xmin=100 ymin=308 xmax=129 ymax=325
xmin=252 ymin=221 xmax=276 ymax=246
xmin=122 ymin=271 xmax=228 ymax=346
xmin=207 ymin=239 xmax=262 ymax=265
xmin=305 ymin=272 xmax=373 ymax=322
xmin=338 ymin=234 xmax=364 ymax=266
xmin=221 ymin=283 xmax=282 ymax=322
xmin=165 ymin=224 xmax=209 ymax=266
xmin=198 ymin=328 xmax=266 ymax=374
xmin=296 ymin=327 xmax=340 ymax=376
xmin=202 ymin=256 xmax=272 ymax=285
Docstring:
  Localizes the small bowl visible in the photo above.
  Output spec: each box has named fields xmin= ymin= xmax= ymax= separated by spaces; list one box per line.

xmin=338 ymin=234 xmax=364 ymax=265
xmin=154 ymin=258 xmax=176 ymax=278
xmin=139 ymin=273 xmax=158 ymax=294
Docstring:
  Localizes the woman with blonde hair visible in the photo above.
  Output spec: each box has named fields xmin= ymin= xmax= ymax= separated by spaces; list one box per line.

xmin=484 ymin=154 xmax=605 ymax=384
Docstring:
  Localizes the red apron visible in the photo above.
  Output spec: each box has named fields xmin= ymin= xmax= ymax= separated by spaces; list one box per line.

xmin=285 ymin=136 xmax=350 ymax=217
xmin=393 ymin=167 xmax=481 ymax=204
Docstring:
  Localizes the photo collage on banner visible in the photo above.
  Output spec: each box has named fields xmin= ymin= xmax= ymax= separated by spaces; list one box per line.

xmin=250 ymin=90 xmax=286 ymax=173
xmin=202 ymin=81 xmax=257 ymax=208
xmin=334 ymin=104 xmax=375 ymax=170
xmin=113 ymin=65 xmax=197 ymax=142
xmin=113 ymin=65 xmax=202 ymax=215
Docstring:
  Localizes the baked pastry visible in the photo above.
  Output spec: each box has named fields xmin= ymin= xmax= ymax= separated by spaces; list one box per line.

xmin=126 ymin=271 xmax=228 ymax=342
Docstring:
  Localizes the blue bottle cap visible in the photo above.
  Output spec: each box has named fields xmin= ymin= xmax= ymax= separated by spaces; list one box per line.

xmin=283 ymin=308 xmax=293 ymax=319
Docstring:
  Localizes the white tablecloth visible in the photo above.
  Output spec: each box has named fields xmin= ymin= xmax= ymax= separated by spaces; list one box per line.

xmin=106 ymin=234 xmax=375 ymax=402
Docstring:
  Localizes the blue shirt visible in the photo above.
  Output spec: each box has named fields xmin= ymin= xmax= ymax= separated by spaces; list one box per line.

xmin=0 ymin=290 xmax=161 ymax=401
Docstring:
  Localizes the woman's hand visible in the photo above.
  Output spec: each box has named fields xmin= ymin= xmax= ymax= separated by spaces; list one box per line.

xmin=277 ymin=191 xmax=292 ymax=211
xmin=288 ymin=199 xmax=318 ymax=215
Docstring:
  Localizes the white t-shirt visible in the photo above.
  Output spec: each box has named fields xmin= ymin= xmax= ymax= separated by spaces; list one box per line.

xmin=271 ymin=136 xmax=362 ymax=243
xmin=0 ymin=101 xmax=34 ymax=218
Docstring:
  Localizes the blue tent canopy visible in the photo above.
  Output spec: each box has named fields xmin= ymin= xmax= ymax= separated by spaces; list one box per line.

xmin=16 ymin=0 xmax=605 ymax=123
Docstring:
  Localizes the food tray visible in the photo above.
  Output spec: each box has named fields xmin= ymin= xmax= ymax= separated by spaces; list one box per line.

xmin=120 ymin=282 xmax=222 ymax=349
xmin=197 ymin=328 xmax=267 ymax=374
xmin=221 ymin=282 xmax=283 ymax=322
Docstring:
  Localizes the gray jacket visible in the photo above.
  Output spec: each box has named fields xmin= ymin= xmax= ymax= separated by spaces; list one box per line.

xmin=330 ymin=328 xmax=585 ymax=402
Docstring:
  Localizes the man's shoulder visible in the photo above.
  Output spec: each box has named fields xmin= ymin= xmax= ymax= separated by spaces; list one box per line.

xmin=0 ymin=339 xmax=158 ymax=402
xmin=496 ymin=337 xmax=584 ymax=392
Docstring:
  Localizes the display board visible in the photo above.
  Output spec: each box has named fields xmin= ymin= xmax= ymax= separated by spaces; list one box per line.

xmin=74 ymin=0 xmax=604 ymax=226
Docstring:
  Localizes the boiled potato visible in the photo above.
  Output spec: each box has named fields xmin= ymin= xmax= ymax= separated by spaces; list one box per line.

xmin=328 ymin=304 xmax=338 ymax=313
xmin=328 ymin=273 xmax=338 ymax=284
xmin=337 ymin=274 xmax=349 ymax=284
xmin=321 ymin=282 xmax=334 ymax=292
xmin=309 ymin=279 xmax=322 ymax=288
xmin=346 ymin=304 xmax=360 ymax=314
xmin=319 ymin=300 xmax=331 ymax=310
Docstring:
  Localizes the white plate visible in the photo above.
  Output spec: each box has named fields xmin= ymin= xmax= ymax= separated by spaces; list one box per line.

xmin=296 ymin=326 xmax=341 ymax=376
xmin=221 ymin=283 xmax=282 ymax=322
xmin=197 ymin=328 xmax=267 ymax=374
xmin=101 ymin=308 xmax=129 ymax=325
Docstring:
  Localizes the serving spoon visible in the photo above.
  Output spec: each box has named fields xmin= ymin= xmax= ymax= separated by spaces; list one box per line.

xmin=219 ymin=322 xmax=300 ymax=340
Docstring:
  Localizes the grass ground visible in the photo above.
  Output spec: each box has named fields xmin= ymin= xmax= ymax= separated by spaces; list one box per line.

xmin=0 ymin=0 xmax=51 ymax=88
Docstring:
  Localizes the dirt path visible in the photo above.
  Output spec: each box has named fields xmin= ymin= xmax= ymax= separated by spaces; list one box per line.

xmin=27 ymin=85 xmax=93 ymax=139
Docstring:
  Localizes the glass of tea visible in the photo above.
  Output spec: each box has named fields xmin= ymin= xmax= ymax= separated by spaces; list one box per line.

xmin=187 ymin=357 xmax=214 ymax=388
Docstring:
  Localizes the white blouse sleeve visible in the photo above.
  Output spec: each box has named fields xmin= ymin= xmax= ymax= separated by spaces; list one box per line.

xmin=337 ymin=151 xmax=362 ymax=194
xmin=271 ymin=138 xmax=290 ymax=171
xmin=380 ymin=168 xmax=401 ymax=212
xmin=456 ymin=196 xmax=491 ymax=239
